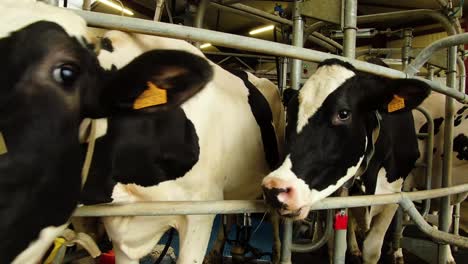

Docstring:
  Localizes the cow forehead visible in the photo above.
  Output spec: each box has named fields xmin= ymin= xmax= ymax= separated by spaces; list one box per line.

xmin=0 ymin=0 xmax=88 ymax=42
xmin=296 ymin=65 xmax=355 ymax=133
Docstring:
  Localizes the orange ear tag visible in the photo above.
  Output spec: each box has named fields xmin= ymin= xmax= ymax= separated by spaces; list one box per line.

xmin=388 ymin=95 xmax=405 ymax=113
xmin=133 ymin=82 xmax=168 ymax=110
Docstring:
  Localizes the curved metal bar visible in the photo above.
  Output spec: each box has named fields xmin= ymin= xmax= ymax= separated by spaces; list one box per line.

xmin=400 ymin=196 xmax=468 ymax=249
xmin=414 ymin=107 xmax=434 ymax=217
xmin=405 ymin=33 xmax=468 ymax=76
xmin=290 ymin=209 xmax=334 ymax=253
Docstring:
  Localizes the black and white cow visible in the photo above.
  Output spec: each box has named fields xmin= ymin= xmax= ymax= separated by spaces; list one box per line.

xmin=262 ymin=58 xmax=430 ymax=263
xmin=0 ymin=2 xmax=217 ymax=263
xmin=79 ymin=31 xmax=285 ymax=263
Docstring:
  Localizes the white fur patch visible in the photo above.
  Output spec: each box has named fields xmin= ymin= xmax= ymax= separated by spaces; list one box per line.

xmin=0 ymin=1 xmax=89 ymax=41
xmin=79 ymin=118 xmax=108 ymax=143
xmin=12 ymin=223 xmax=68 ymax=264
xmin=369 ymin=168 xmax=403 ymax=218
xmin=296 ymin=65 xmax=355 ymax=133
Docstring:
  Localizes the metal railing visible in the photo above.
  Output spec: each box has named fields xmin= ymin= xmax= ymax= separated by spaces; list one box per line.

xmin=67 ymin=4 xmax=468 ymax=264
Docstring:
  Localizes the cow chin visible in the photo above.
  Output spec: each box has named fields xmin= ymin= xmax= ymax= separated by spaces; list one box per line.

xmin=277 ymin=205 xmax=311 ymax=220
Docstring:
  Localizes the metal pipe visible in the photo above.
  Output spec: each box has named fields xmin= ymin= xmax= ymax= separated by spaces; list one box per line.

xmin=402 ymin=29 xmax=413 ymax=69
xmin=335 ymin=2 xmax=357 ymax=262
xmin=210 ymin=2 xmax=280 ymax=26
xmin=280 ymin=219 xmax=293 ymax=264
xmin=357 ymin=10 xmax=456 ymax=36
xmin=406 ymin=33 xmax=468 ymax=76
xmin=230 ymin=3 xmax=293 ymax=26
xmin=154 ymin=0 xmax=165 ymax=21
xmin=453 ymin=202 xmax=461 ymax=251
xmin=457 ymin=56 xmax=466 ymax=92
xmin=400 ymin=196 xmax=468 ymax=249
xmin=355 ymin=48 xmax=401 ymax=57
xmin=82 ymin=0 xmax=91 ymax=10
xmin=415 ymin=107 xmax=434 ymax=217
xmin=307 ymin=35 xmax=338 ymax=53
xmin=290 ymin=209 xmax=333 ymax=252
xmin=194 ymin=0 xmax=209 ymax=48
xmin=343 ymin=0 xmax=358 ymax=58
xmin=74 ymin=184 xmax=468 ymax=217
xmin=310 ymin=32 xmax=343 ymax=51
xmin=438 ymin=43 xmax=457 ymax=264
xmin=290 ymin=0 xmax=303 ymax=91
xmin=70 ymin=9 xmax=468 ymax=103
xmin=427 ymin=65 xmax=436 ymax=80
xmin=281 ymin=57 xmax=288 ymax=93
xmin=204 ymin=51 xmax=275 ymax=59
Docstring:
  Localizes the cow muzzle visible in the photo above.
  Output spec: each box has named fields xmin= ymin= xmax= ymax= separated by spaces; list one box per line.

xmin=262 ymin=177 xmax=311 ymax=220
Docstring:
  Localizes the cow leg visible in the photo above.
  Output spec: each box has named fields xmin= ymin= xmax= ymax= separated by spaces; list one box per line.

xmin=348 ymin=214 xmax=362 ymax=264
xmin=113 ymin=244 xmax=139 ymax=264
xmin=362 ymin=204 xmax=398 ymax=264
xmin=177 ymin=215 xmax=216 ymax=264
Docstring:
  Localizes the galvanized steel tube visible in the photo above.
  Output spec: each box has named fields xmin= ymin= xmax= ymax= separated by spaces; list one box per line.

xmin=343 ymin=0 xmax=358 ymax=58
xmin=290 ymin=210 xmax=334 ymax=252
xmin=406 ymin=33 xmax=468 ymax=76
xmin=71 ymin=9 xmax=467 ymax=102
xmin=439 ymin=44 xmax=457 ymax=264
xmin=415 ymin=107 xmax=434 ymax=217
xmin=400 ymin=196 xmax=468 ymax=249
xmin=74 ymin=184 xmax=468 ymax=217
xmin=290 ymin=1 xmax=303 ymax=90
xmin=194 ymin=0 xmax=209 ymax=48
xmin=457 ymin=56 xmax=466 ymax=92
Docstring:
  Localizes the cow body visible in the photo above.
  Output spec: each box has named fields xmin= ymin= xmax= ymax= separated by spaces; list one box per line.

xmin=262 ymin=59 xmax=430 ymax=264
xmin=81 ymin=31 xmax=284 ymax=263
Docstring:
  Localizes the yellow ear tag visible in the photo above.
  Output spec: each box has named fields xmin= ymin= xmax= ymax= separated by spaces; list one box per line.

xmin=388 ymin=95 xmax=405 ymax=113
xmin=133 ymin=82 xmax=168 ymax=110
xmin=0 ymin=132 xmax=7 ymax=155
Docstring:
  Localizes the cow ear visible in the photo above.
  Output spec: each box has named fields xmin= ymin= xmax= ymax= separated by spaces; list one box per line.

xmin=104 ymin=50 xmax=213 ymax=113
xmin=358 ymin=78 xmax=430 ymax=113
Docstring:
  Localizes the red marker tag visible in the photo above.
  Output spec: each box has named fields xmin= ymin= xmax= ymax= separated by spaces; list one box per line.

xmin=334 ymin=211 xmax=348 ymax=230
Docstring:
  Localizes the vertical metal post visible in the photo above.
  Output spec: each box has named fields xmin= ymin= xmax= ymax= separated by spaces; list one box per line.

xmin=453 ymin=202 xmax=461 ymax=252
xmin=82 ymin=0 xmax=91 ymax=11
xmin=427 ymin=65 xmax=435 ymax=80
xmin=281 ymin=58 xmax=289 ymax=93
xmin=438 ymin=44 xmax=457 ymax=264
xmin=402 ymin=29 xmax=413 ymax=69
xmin=393 ymin=28 xmax=413 ymax=254
xmin=342 ymin=0 xmax=358 ymax=58
xmin=194 ymin=0 xmax=209 ymax=48
xmin=154 ymin=0 xmax=166 ymax=21
xmin=333 ymin=1 xmax=357 ymax=263
xmin=280 ymin=219 xmax=293 ymax=264
xmin=290 ymin=0 xmax=303 ymax=90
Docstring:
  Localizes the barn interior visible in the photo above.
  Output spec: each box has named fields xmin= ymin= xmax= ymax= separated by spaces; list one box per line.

xmin=28 ymin=1 xmax=468 ymax=264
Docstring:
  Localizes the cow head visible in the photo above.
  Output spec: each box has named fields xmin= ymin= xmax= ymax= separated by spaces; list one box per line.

xmin=262 ymin=59 xmax=430 ymax=220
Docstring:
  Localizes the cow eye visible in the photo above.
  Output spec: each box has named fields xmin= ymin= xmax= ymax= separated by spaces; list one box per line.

xmin=53 ymin=64 xmax=80 ymax=87
xmin=338 ymin=110 xmax=351 ymax=120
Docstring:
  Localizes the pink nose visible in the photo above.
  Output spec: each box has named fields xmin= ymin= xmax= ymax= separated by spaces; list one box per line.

xmin=262 ymin=177 xmax=298 ymax=210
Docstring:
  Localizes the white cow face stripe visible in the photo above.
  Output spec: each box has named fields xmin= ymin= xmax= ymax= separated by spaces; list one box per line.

xmin=297 ymin=65 xmax=355 ymax=133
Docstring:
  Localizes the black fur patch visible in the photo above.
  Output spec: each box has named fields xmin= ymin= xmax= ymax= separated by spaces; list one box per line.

xmin=456 ymin=106 xmax=467 ymax=115
xmin=101 ymin=37 xmax=114 ymax=52
xmin=418 ymin=117 xmax=444 ymax=139
xmin=318 ymin=58 xmax=356 ymax=71
xmin=453 ymin=133 xmax=468 ymax=161
xmin=454 ymin=115 xmax=463 ymax=127
xmin=229 ymin=70 xmax=280 ymax=170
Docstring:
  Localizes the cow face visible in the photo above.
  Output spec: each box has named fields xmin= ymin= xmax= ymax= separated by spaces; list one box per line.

xmin=0 ymin=21 xmax=104 ymax=263
xmin=79 ymin=49 xmax=213 ymax=204
xmin=262 ymin=59 xmax=430 ymax=220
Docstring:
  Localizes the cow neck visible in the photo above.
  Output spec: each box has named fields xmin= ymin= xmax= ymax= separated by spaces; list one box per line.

xmin=342 ymin=111 xmax=382 ymax=189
